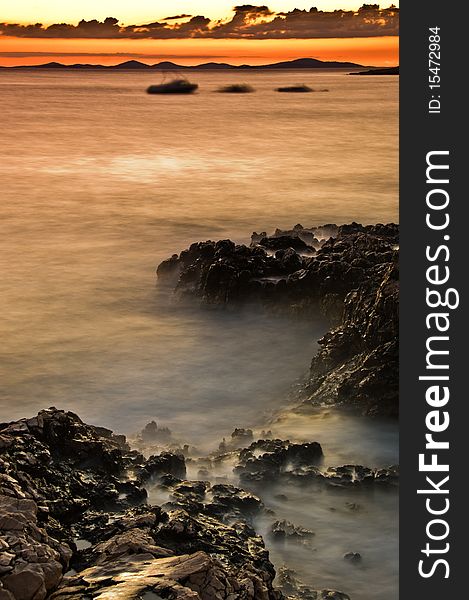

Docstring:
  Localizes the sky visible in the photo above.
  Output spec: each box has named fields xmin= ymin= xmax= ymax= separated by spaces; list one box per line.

xmin=0 ymin=2 xmax=399 ymax=66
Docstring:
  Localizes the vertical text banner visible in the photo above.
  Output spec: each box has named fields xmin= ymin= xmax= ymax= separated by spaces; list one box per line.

xmin=400 ymin=0 xmax=464 ymax=597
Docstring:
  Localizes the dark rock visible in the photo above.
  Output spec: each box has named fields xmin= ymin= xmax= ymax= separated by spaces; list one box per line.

xmin=140 ymin=421 xmax=172 ymax=443
xmin=258 ymin=235 xmax=312 ymax=252
xmin=156 ymin=223 xmax=399 ymax=415
xmin=236 ymin=440 xmax=323 ymax=483
xmin=138 ymin=453 xmax=187 ymax=482
xmin=343 ymin=551 xmax=362 ymax=564
xmin=0 ymin=409 xmax=282 ymax=599
xmin=269 ymin=520 xmax=315 ymax=544
xmin=276 ymin=567 xmax=350 ymax=600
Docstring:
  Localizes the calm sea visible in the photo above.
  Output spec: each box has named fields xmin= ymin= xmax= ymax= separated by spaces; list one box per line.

xmin=0 ymin=70 xmax=398 ymax=599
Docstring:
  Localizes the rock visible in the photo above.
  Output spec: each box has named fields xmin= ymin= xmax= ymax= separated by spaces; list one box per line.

xmin=0 ymin=410 xmax=282 ymax=599
xmin=276 ymin=567 xmax=350 ymax=600
xmin=51 ymin=551 xmax=229 ymax=599
xmin=269 ymin=520 xmax=315 ymax=545
xmin=283 ymin=464 xmax=399 ymax=487
xmin=157 ymin=223 xmax=399 ymax=415
xmin=156 ymin=253 xmax=180 ymax=280
xmin=231 ymin=428 xmax=254 ymax=446
xmin=2 ymin=570 xmax=47 ymax=600
xmin=258 ymin=235 xmax=312 ymax=252
xmin=140 ymin=420 xmax=173 ymax=443
xmin=343 ymin=552 xmax=362 ymax=564
xmin=236 ymin=440 xmax=323 ymax=483
xmin=138 ymin=453 xmax=187 ymax=482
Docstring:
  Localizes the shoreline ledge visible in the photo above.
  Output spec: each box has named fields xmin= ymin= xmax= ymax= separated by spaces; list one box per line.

xmin=158 ymin=222 xmax=399 ymax=417
xmin=0 ymin=406 xmax=397 ymax=599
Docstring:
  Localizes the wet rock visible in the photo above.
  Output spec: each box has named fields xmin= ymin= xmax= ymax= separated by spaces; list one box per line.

xmin=1 ymin=410 xmax=282 ymax=599
xmin=156 ymin=253 xmax=180 ymax=280
xmin=236 ymin=440 xmax=323 ymax=483
xmin=283 ymin=464 xmax=399 ymax=487
xmin=343 ymin=552 xmax=362 ymax=564
xmin=258 ymin=236 xmax=312 ymax=252
xmin=141 ymin=421 xmax=173 ymax=444
xmin=157 ymin=223 xmax=399 ymax=415
xmin=0 ymin=494 xmax=69 ymax=600
xmin=276 ymin=567 xmax=350 ymax=600
xmin=51 ymin=551 xmax=235 ymax=600
xmin=231 ymin=428 xmax=254 ymax=446
xmin=269 ymin=520 xmax=315 ymax=545
xmin=138 ymin=453 xmax=187 ymax=482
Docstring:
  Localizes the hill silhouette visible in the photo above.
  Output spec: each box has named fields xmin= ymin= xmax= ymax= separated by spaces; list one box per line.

xmin=1 ymin=58 xmax=368 ymax=71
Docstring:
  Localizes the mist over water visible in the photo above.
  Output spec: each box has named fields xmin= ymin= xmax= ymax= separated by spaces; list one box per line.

xmin=0 ymin=70 xmax=398 ymax=598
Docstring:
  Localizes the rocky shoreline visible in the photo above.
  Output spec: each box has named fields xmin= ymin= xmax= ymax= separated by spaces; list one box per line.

xmin=0 ymin=408 xmax=397 ymax=599
xmin=1 ymin=223 xmax=399 ymax=599
xmin=158 ymin=222 xmax=398 ymax=416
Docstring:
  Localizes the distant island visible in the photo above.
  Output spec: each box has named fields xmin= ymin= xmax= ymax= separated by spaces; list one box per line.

xmin=0 ymin=57 xmax=369 ymax=71
xmin=350 ymin=66 xmax=399 ymax=75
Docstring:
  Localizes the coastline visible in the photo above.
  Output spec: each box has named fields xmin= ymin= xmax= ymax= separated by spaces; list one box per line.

xmin=1 ymin=222 xmax=399 ymax=600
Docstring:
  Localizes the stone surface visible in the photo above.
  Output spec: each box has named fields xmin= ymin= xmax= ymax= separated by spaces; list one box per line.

xmin=0 ymin=410 xmax=283 ymax=599
xmin=157 ymin=223 xmax=399 ymax=416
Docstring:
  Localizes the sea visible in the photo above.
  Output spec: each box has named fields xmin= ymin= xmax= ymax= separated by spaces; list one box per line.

xmin=0 ymin=69 xmax=399 ymax=599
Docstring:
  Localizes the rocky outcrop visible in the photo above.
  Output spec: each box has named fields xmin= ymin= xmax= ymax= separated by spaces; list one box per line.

xmin=0 ymin=409 xmax=282 ymax=600
xmin=156 ymin=223 xmax=399 ymax=415
xmin=235 ymin=440 xmax=323 ymax=483
xmin=233 ymin=440 xmax=397 ymax=487
xmin=276 ymin=568 xmax=351 ymax=600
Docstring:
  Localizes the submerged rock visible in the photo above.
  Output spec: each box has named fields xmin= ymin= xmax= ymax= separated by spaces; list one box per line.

xmin=141 ymin=421 xmax=173 ymax=444
xmin=343 ymin=552 xmax=362 ymax=564
xmin=276 ymin=567 xmax=351 ymax=600
xmin=269 ymin=520 xmax=315 ymax=545
xmin=236 ymin=440 xmax=323 ymax=483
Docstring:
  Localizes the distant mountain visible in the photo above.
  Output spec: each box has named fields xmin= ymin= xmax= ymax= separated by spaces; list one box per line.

xmin=246 ymin=58 xmax=364 ymax=70
xmin=112 ymin=60 xmax=151 ymax=70
xmin=351 ymin=66 xmax=399 ymax=75
xmin=0 ymin=58 xmax=367 ymax=71
xmin=32 ymin=62 xmax=68 ymax=69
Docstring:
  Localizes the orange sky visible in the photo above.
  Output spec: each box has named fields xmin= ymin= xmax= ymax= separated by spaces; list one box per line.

xmin=0 ymin=36 xmax=398 ymax=67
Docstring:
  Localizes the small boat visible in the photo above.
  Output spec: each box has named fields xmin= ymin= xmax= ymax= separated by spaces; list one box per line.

xmin=217 ymin=84 xmax=255 ymax=93
xmin=276 ymin=85 xmax=313 ymax=93
xmin=147 ymin=79 xmax=198 ymax=95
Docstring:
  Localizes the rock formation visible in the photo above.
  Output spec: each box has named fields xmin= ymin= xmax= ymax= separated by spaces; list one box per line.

xmin=157 ymin=223 xmax=399 ymax=416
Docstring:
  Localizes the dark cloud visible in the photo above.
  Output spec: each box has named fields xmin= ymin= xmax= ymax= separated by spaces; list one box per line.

xmin=162 ymin=15 xmax=193 ymax=21
xmin=0 ymin=5 xmax=399 ymax=39
xmin=0 ymin=52 xmax=232 ymax=59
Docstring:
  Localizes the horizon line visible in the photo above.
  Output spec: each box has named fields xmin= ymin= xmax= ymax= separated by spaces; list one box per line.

xmin=0 ymin=57 xmax=401 ymax=70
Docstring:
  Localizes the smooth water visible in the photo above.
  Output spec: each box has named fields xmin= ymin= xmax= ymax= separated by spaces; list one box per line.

xmin=0 ymin=70 xmax=398 ymax=598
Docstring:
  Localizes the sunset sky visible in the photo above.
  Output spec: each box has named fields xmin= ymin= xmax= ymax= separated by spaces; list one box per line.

xmin=0 ymin=2 xmax=399 ymax=67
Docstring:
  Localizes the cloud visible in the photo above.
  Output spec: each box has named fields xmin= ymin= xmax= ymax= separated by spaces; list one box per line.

xmin=0 ymin=5 xmax=399 ymax=39
xmin=162 ymin=15 xmax=193 ymax=21
xmin=0 ymin=51 xmax=233 ymax=60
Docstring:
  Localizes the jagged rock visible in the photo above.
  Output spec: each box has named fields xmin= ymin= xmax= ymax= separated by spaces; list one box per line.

xmin=258 ymin=236 xmax=312 ymax=252
xmin=141 ymin=421 xmax=173 ymax=444
xmin=157 ymin=223 xmax=399 ymax=415
xmin=283 ymin=464 xmax=399 ymax=487
xmin=268 ymin=520 xmax=315 ymax=545
xmin=51 ymin=551 xmax=237 ymax=600
xmin=0 ymin=495 xmax=70 ymax=600
xmin=0 ymin=410 xmax=282 ymax=599
xmin=138 ymin=453 xmax=186 ymax=482
xmin=236 ymin=440 xmax=323 ymax=483
xmin=276 ymin=567 xmax=350 ymax=600
xmin=156 ymin=253 xmax=180 ymax=280
xmin=343 ymin=552 xmax=361 ymax=564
